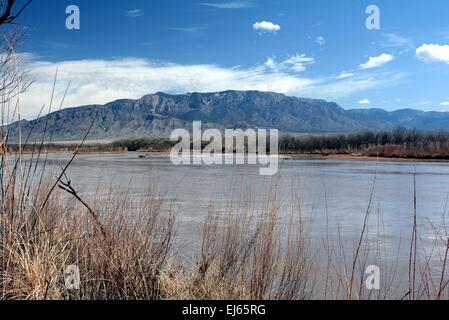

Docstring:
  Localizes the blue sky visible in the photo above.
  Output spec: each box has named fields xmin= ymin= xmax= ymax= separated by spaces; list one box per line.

xmin=11 ymin=0 xmax=449 ymax=118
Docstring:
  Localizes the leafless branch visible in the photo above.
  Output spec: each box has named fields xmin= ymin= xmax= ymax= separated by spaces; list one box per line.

xmin=0 ymin=0 xmax=32 ymax=26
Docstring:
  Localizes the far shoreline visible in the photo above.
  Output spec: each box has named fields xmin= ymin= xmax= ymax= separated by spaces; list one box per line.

xmin=133 ymin=150 xmax=449 ymax=164
xmin=5 ymin=146 xmax=449 ymax=164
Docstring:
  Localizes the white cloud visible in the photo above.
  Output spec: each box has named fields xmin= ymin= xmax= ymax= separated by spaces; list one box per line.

xmin=381 ymin=33 xmax=414 ymax=48
xmin=19 ymin=57 xmax=314 ymax=119
xmin=280 ymin=54 xmax=315 ymax=72
xmin=315 ymin=36 xmax=326 ymax=46
xmin=13 ymin=55 xmax=403 ymax=120
xmin=302 ymin=72 xmax=406 ymax=101
xmin=126 ymin=9 xmax=142 ymax=18
xmin=359 ymin=99 xmax=371 ymax=105
xmin=337 ymin=71 xmax=354 ymax=79
xmin=360 ymin=54 xmax=395 ymax=69
xmin=416 ymin=44 xmax=449 ymax=64
xmin=441 ymin=101 xmax=449 ymax=106
xmin=199 ymin=1 xmax=252 ymax=9
xmin=264 ymin=57 xmax=277 ymax=69
xmin=265 ymin=54 xmax=315 ymax=73
xmin=253 ymin=21 xmax=280 ymax=34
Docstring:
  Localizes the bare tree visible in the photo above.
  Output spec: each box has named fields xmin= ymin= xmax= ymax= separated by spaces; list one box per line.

xmin=0 ymin=30 xmax=28 ymax=99
xmin=0 ymin=0 xmax=33 ymax=106
xmin=0 ymin=0 xmax=33 ymax=143
xmin=0 ymin=0 xmax=32 ymax=26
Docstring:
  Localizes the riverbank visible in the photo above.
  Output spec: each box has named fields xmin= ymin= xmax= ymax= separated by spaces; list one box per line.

xmin=325 ymin=154 xmax=449 ymax=163
xmin=4 ymin=145 xmax=128 ymax=155
xmin=7 ymin=148 xmax=449 ymax=164
xmin=136 ymin=150 xmax=449 ymax=164
xmin=283 ymin=152 xmax=449 ymax=163
xmin=3 ymin=147 xmax=449 ymax=300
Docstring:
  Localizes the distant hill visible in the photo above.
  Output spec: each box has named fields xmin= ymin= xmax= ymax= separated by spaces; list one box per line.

xmin=5 ymin=90 xmax=449 ymax=142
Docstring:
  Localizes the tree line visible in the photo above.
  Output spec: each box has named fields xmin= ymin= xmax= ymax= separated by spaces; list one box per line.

xmin=279 ymin=127 xmax=449 ymax=153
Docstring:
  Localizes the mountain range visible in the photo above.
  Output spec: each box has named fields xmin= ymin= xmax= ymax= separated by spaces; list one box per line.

xmin=6 ymin=90 xmax=449 ymax=142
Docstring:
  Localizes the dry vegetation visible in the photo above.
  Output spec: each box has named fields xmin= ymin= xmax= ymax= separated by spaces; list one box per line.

xmin=1 ymin=2 xmax=449 ymax=300
xmin=5 ymin=143 xmax=127 ymax=154
xmin=0 ymin=162 xmax=318 ymax=300
xmin=108 ymin=129 xmax=449 ymax=161
xmin=2 ymin=149 xmax=449 ymax=300
xmin=280 ymin=129 xmax=449 ymax=160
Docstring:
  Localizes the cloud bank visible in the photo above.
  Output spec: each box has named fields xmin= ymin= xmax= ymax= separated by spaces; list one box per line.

xmin=13 ymin=55 xmax=403 ymax=120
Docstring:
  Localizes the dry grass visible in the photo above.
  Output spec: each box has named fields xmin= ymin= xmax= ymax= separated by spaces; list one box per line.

xmin=0 ymin=161 xmax=316 ymax=300
xmin=160 ymin=191 xmax=315 ymax=300
xmin=2 ymin=149 xmax=449 ymax=300
xmin=0 ymin=180 xmax=176 ymax=300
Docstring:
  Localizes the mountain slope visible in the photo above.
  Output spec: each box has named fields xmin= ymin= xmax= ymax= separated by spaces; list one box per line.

xmin=5 ymin=91 xmax=449 ymax=141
